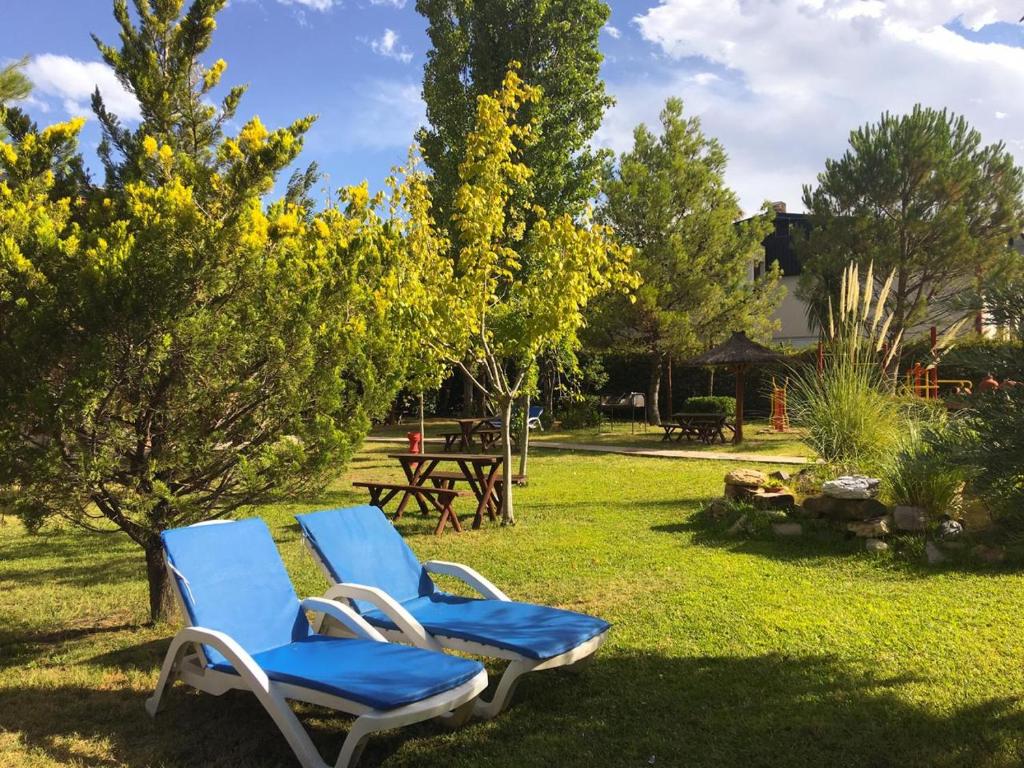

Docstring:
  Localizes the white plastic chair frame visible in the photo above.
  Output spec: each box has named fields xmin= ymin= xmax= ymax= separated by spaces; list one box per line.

xmin=304 ymin=540 xmax=608 ymax=719
xmin=147 ymin=552 xmax=488 ymax=768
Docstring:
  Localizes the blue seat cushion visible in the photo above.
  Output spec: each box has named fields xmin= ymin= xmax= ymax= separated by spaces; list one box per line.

xmin=210 ymin=635 xmax=484 ymax=710
xmin=363 ymin=594 xmax=610 ymax=661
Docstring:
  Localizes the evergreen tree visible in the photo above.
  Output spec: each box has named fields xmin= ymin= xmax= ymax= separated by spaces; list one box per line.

xmin=416 ymin=0 xmax=612 ymax=230
xmin=596 ymin=98 xmax=780 ymax=424
xmin=0 ymin=58 xmax=33 ymax=141
xmin=0 ymin=0 xmax=441 ymax=620
xmin=798 ymin=106 xmax=1024 ymax=342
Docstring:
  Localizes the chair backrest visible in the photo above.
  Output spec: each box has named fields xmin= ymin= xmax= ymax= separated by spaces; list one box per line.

xmin=528 ymin=405 xmax=543 ymax=419
xmin=295 ymin=506 xmax=435 ymax=614
xmin=162 ymin=518 xmax=311 ymax=666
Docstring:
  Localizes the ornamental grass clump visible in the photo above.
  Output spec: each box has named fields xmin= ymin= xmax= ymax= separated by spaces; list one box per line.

xmin=790 ymin=262 xmax=964 ymax=475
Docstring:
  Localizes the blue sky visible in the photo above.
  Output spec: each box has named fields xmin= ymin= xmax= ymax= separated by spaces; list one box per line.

xmin=3 ymin=0 xmax=1023 ymax=213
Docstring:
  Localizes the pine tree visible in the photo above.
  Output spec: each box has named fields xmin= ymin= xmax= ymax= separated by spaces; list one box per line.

xmin=596 ymin=98 xmax=780 ymax=424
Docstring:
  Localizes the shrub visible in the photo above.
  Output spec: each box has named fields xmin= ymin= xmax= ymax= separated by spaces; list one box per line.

xmin=681 ymin=396 xmax=736 ymax=416
xmin=902 ymin=337 xmax=1024 ymax=385
xmin=883 ymin=422 xmax=966 ymax=519
xmin=938 ymin=389 xmax=1024 ymax=534
xmin=558 ymin=396 xmax=604 ymax=429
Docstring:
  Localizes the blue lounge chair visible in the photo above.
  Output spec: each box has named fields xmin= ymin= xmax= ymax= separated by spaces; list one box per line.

xmin=147 ymin=518 xmax=487 ymax=768
xmin=488 ymin=405 xmax=544 ymax=431
xmin=295 ymin=506 xmax=610 ymax=718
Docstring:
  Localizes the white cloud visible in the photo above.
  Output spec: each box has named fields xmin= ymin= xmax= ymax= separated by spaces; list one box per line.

xmin=603 ymin=24 xmax=622 ymax=39
xmin=370 ymin=0 xmax=408 ymax=8
xmin=277 ymin=0 xmax=334 ymax=10
xmin=600 ymin=1 xmax=1024 ymax=215
xmin=24 ymin=54 xmax=140 ymax=122
xmin=368 ymin=28 xmax=413 ymax=63
xmin=345 ymin=80 xmax=424 ymax=149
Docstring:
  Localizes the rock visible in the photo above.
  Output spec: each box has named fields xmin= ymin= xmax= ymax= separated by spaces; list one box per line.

xmin=972 ymin=544 xmax=1006 ymax=564
xmin=724 ymin=469 xmax=767 ymax=488
xmin=893 ymin=506 xmax=928 ymax=532
xmin=772 ymin=522 xmax=803 ymax=537
xmin=938 ymin=520 xmax=964 ymax=540
xmin=750 ymin=489 xmax=797 ymax=511
xmin=769 ymin=470 xmax=791 ymax=483
xmin=847 ymin=515 xmax=892 ymax=538
xmin=822 ymin=475 xmax=880 ymax=499
xmin=926 ymin=541 xmax=947 ymax=565
xmin=724 ymin=483 xmax=750 ymax=500
xmin=801 ymin=495 xmax=832 ymax=517
xmin=865 ymin=538 xmax=889 ymax=553
xmin=802 ymin=494 xmax=888 ymax=522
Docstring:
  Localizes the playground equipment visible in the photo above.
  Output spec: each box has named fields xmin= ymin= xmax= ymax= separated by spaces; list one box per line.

xmin=770 ymin=377 xmax=789 ymax=432
xmin=905 ymin=327 xmax=972 ymax=400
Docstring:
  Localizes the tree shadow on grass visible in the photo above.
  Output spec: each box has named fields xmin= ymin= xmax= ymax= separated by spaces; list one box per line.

xmin=2 ymin=650 xmax=1023 ymax=768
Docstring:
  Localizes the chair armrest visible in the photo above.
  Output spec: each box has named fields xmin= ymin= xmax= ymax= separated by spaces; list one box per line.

xmin=320 ymin=584 xmax=441 ymax=651
xmin=423 ymin=560 xmax=511 ymax=602
xmin=170 ymin=626 xmax=271 ymax=688
xmin=301 ymin=597 xmax=386 ymax=643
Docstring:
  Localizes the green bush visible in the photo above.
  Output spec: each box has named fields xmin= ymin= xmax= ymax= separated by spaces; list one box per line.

xmin=558 ymin=396 xmax=604 ymax=429
xmin=681 ymin=396 xmax=736 ymax=416
xmin=903 ymin=337 xmax=1024 ymax=385
xmin=939 ymin=389 xmax=1024 ymax=534
xmin=883 ymin=423 xmax=965 ymax=519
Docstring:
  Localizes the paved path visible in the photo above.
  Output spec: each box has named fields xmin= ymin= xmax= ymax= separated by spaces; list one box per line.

xmin=365 ymin=436 xmax=810 ymax=465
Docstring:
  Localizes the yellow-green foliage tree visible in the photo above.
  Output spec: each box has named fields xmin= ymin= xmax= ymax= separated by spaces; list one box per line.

xmin=0 ymin=0 xmax=446 ymax=621
xmin=422 ymin=67 xmax=636 ymax=524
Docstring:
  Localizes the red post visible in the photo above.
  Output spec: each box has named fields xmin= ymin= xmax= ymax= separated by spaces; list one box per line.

xmin=406 ymin=431 xmax=422 ymax=454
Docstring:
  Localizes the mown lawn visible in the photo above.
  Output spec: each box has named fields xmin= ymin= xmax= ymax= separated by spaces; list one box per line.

xmin=2 ymin=445 xmax=1024 ymax=767
xmin=372 ymin=417 xmax=815 ymax=457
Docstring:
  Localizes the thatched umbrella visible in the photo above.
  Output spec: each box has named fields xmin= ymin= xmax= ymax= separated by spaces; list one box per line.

xmin=687 ymin=332 xmax=786 ymax=444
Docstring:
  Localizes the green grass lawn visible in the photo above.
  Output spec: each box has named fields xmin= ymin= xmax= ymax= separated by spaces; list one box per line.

xmin=2 ymin=445 xmax=1024 ymax=767
xmin=372 ymin=417 xmax=815 ymax=457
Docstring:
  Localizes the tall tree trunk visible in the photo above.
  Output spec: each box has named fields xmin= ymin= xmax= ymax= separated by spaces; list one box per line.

xmin=144 ymin=539 xmax=176 ymax=624
xmin=500 ymin=395 xmax=516 ymax=525
xmin=665 ymin=354 xmax=673 ymax=418
xmin=518 ymin=393 xmax=530 ymax=478
xmin=647 ymin=353 xmax=662 ymax=425
xmin=461 ymin=365 xmax=475 ymax=417
xmin=709 ymin=367 xmax=715 ymax=395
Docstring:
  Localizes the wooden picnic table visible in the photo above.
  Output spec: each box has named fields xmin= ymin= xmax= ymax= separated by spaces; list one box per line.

xmin=661 ymin=413 xmax=733 ymax=445
xmin=442 ymin=418 xmax=499 ymax=452
xmin=389 ymin=452 xmax=503 ymax=529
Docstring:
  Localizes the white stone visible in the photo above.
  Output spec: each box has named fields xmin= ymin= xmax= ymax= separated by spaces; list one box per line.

xmin=822 ymin=475 xmax=880 ymax=499
xmin=865 ymin=538 xmax=889 ymax=553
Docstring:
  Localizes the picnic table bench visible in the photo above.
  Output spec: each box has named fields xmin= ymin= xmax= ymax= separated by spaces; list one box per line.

xmin=389 ymin=452 xmax=503 ymax=529
xmin=661 ymin=413 xmax=733 ymax=445
xmin=440 ymin=426 xmax=501 ymax=452
xmin=440 ymin=418 xmax=501 ymax=452
xmin=352 ymin=481 xmax=471 ymax=536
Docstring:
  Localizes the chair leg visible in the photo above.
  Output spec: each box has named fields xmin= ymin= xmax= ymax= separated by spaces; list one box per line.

xmin=335 ymin=717 xmax=375 ymax=768
xmin=473 ymin=660 xmax=533 ymax=720
xmin=435 ymin=698 xmax=475 ymax=730
xmin=145 ymin=640 xmax=189 ymax=716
